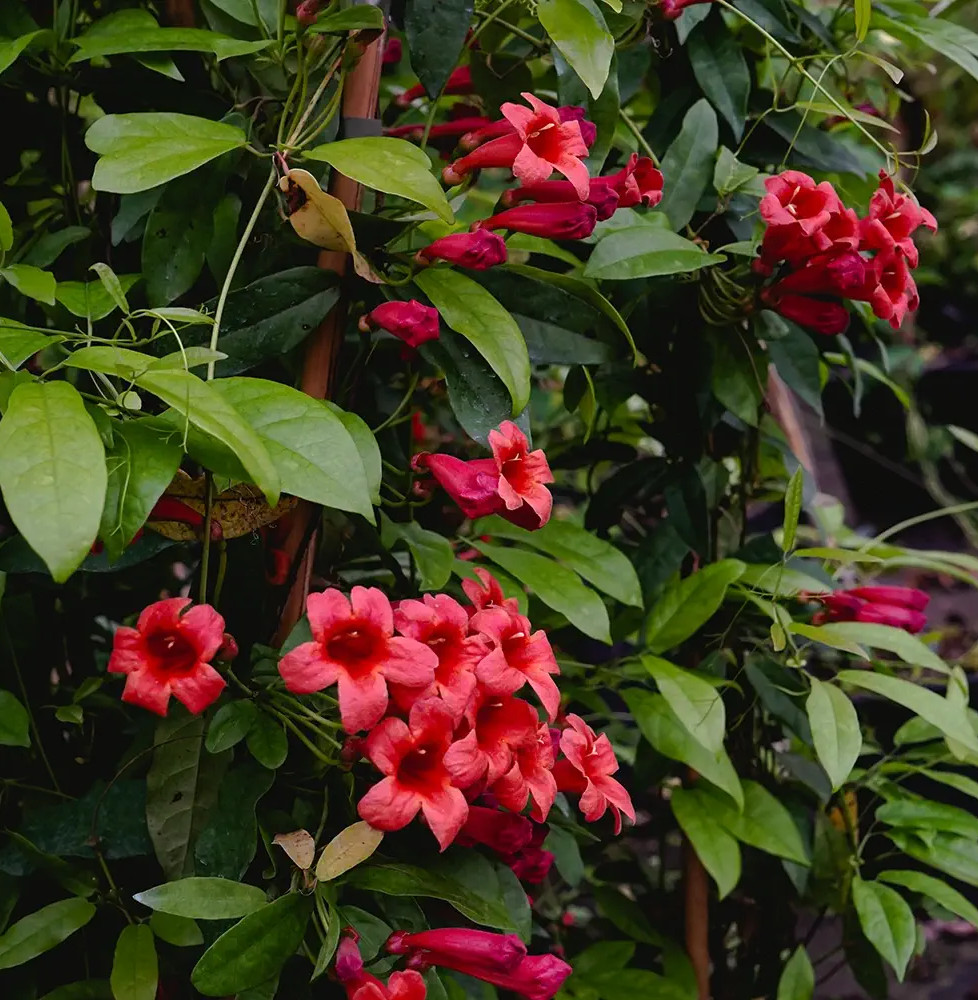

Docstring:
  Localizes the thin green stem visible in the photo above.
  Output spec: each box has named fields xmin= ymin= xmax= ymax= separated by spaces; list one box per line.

xmin=618 ymin=109 xmax=660 ymax=166
xmin=474 ymin=12 xmax=545 ymax=48
xmin=372 ymin=372 xmax=418 ymax=433
xmin=468 ymin=0 xmax=518 ymax=43
xmin=856 ymin=500 xmax=978 ymax=554
xmin=286 ymin=48 xmax=343 ymax=145
xmin=213 ymin=541 xmax=229 ymax=608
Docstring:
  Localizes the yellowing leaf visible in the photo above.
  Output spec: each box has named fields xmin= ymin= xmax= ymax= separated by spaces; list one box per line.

xmin=315 ymin=821 xmax=383 ymax=881
xmin=280 ymin=169 xmax=382 ymax=283
xmin=273 ymin=830 xmax=316 ymax=871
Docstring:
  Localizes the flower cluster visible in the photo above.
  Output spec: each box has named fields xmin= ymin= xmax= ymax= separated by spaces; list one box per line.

xmin=809 ymin=585 xmax=930 ymax=634
xmin=757 ymin=170 xmax=936 ymax=335
xmin=413 ymin=420 xmax=554 ymax=531
xmin=278 ymin=568 xmax=634 ymax=850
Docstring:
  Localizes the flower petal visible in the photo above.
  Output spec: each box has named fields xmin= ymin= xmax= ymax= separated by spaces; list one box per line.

xmin=306 ymin=588 xmax=353 ymax=642
xmin=512 ymin=144 xmax=557 ymax=187
xmin=179 ymin=603 xmax=226 ymax=661
xmin=170 ymin=662 xmax=226 ymax=715
xmin=384 ymin=636 xmax=438 ymax=687
xmin=137 ymin=597 xmax=191 ymax=635
xmin=108 ymin=627 xmax=146 ymax=675
xmin=279 ymin=641 xmax=338 ymax=694
xmin=337 ymin=668 xmax=389 ymax=733
xmin=121 ymin=668 xmax=171 ymax=716
xmin=421 ymin=782 xmax=469 ymax=851
xmin=357 ymin=775 xmax=422 ymax=831
xmin=365 ymin=716 xmax=413 ymax=774
xmin=351 ymin=586 xmax=394 ymax=635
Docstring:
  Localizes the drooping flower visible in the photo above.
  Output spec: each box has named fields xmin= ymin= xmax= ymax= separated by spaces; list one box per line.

xmin=491 ymin=722 xmax=558 ymax=821
xmin=444 ymin=690 xmax=539 ymax=787
xmin=108 ymin=598 xmax=227 ymax=716
xmin=389 ymin=594 xmax=487 ymax=721
xmin=385 ymin=118 xmax=493 ymax=142
xmin=457 ymin=804 xmax=534 ymax=853
xmin=359 ymin=301 xmax=440 ymax=349
xmin=758 ymin=205 xmax=861 ymax=274
xmin=859 ymin=245 xmax=919 ymax=329
xmin=413 ymin=421 xmax=554 ymax=530
xmin=406 ymin=952 xmax=572 ymax=1000
xmin=382 ymin=37 xmax=402 ymax=67
xmin=396 ymin=66 xmax=474 ymax=107
xmin=461 ymin=567 xmax=520 ymax=617
xmin=602 ymin=153 xmax=664 ymax=208
xmin=761 ymin=293 xmax=852 ymax=336
xmin=387 ymin=928 xmax=527 ymax=974
xmin=417 ymin=230 xmax=508 ymax=270
xmin=459 ymin=106 xmax=595 ymax=152
xmin=278 ymin=587 xmax=437 ymax=733
xmin=660 ymin=0 xmax=712 ymax=19
xmin=506 ymin=846 xmax=555 ymax=884
xmin=295 ymin=0 xmax=326 ymax=25
xmin=472 ymin=607 xmax=561 ymax=720
xmin=476 ymin=202 xmax=598 ymax=241
xmin=556 ymin=714 xmax=635 ymax=833
xmin=859 ymin=171 xmax=937 ymax=268
xmin=500 ymin=178 xmax=620 ymax=222
xmin=810 ymin=585 xmax=929 ymax=634
xmin=442 ymin=133 xmax=526 ymax=185
xmin=358 ymin=698 xmax=479 ymax=850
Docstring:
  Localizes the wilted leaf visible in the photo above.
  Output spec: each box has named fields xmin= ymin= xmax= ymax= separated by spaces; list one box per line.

xmin=273 ymin=831 xmax=315 ymax=871
xmin=315 ymin=822 xmax=384 ymax=881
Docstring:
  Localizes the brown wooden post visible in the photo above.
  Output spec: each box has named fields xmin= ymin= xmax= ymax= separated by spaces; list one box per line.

xmin=273 ymin=27 xmax=387 ymax=645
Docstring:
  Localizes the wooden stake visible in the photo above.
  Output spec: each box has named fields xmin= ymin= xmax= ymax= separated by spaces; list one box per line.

xmin=273 ymin=32 xmax=386 ymax=645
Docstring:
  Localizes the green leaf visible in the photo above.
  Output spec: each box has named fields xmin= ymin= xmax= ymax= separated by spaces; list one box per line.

xmin=645 ymin=559 xmax=746 ymax=653
xmin=99 ymin=421 xmax=182 ymax=562
xmin=0 ymin=202 xmax=12 ymax=252
xmin=713 ymin=780 xmax=810 ymax=864
xmin=191 ymin=893 xmax=312 ymax=996
xmin=145 ymin=714 xmax=229 ymax=880
xmin=776 ymin=946 xmax=814 ymax=1000
xmin=854 ymin=0 xmax=871 ymax=41
xmin=380 ymin=515 xmax=453 ymax=591
xmin=766 ymin=319 xmax=823 ymax=418
xmin=879 ymin=869 xmax=978 ymax=930
xmin=304 ymin=138 xmax=453 ymax=222
xmin=0 ymin=323 xmax=62 ymax=371
xmin=0 ymin=381 xmax=106 ymax=582
xmin=806 ymin=678 xmax=861 ymax=791
xmin=142 ymin=175 xmax=214 ymax=306
xmin=148 ymin=911 xmax=203 ymax=947
xmin=625 ymin=690 xmax=743 ymax=807
xmin=65 ymin=348 xmax=280 ymax=504
xmin=592 ymin=887 xmax=660 ymax=945
xmin=38 ymin=983 xmax=112 ymax=1000
xmin=0 ymin=30 xmax=52 ymax=77
xmin=851 ymin=876 xmax=916 ymax=981
xmin=56 ymin=275 xmax=140 ymax=321
xmin=306 ymin=7 xmax=386 ymax=32
xmin=205 ymin=701 xmax=259 ymax=754
xmin=709 ymin=331 xmax=763 ymax=425
xmin=70 ymin=24 xmax=269 ymax=63
xmin=671 ymin=787 xmax=741 ymax=898
xmin=414 ymin=269 xmax=531 ymax=414
xmin=585 ymin=227 xmax=724 ymax=280
xmin=713 ymin=146 xmax=759 ymax=196
xmin=888 ymin=830 xmax=978 ymax=888
xmin=1 ymin=264 xmax=56 ymax=304
xmin=876 ymin=798 xmax=978 ymax=840
xmin=0 ymin=898 xmax=95 ymax=970
xmin=781 ymin=467 xmax=803 ymax=551
xmin=205 ymin=378 xmax=372 ymax=519
xmin=657 ymin=99 xmax=718 ymax=231
xmin=346 ymin=862 xmax=514 ymax=930
xmin=473 ymin=516 xmax=641 ymax=606
xmin=403 ymin=0 xmax=473 ymax=98
xmin=543 ymin=826 xmax=583 ymax=887
xmin=134 ymin=878 xmax=267 ymax=920
xmin=792 ymin=620 xmax=947 ymax=672
xmin=245 ymin=714 xmax=288 ymax=770
xmin=325 ymin=402 xmax=381 ymax=506
xmin=110 ymin=925 xmax=157 ymax=1000
xmin=86 ymin=114 xmax=248 ymax=194
xmin=687 ymin=16 xmax=750 ymax=140
xmin=538 ymin=0 xmax=614 ymax=99
xmin=838 ymin=670 xmax=978 ymax=752
xmin=470 ymin=540 xmax=611 ymax=642
xmin=0 ymin=690 xmax=30 ymax=747
xmin=643 ymin=656 xmax=725 ymax=753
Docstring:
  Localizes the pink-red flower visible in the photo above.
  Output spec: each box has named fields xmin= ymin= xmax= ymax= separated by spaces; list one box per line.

xmin=413 ymin=421 xmax=554 ymax=530
xmin=444 ymin=690 xmax=539 ymax=787
xmin=555 ymin=714 xmax=634 ymax=833
xmin=473 ymin=607 xmax=561 ymax=721
xmin=660 ymin=0 xmax=712 ymax=18
xmin=491 ymin=722 xmax=558 ymax=821
xmin=108 ymin=598 xmax=226 ymax=716
xmin=860 ymin=171 xmax=937 ymax=268
xmin=762 ymin=293 xmax=851 ymax=336
xmin=358 ymin=698 xmax=479 ymax=850
xmin=860 ymin=246 xmax=919 ymax=329
xmin=457 ymin=804 xmax=534 ymax=853
xmin=459 ymin=106 xmax=595 ymax=152
xmin=387 ymin=928 xmax=527 ymax=974
xmin=810 ymin=585 xmax=929 ymax=634
xmin=462 ymin=567 xmax=520 ymax=617
xmin=278 ymin=586 xmax=437 ymax=733
xmin=385 ymin=118 xmax=492 ymax=142
xmin=389 ymin=594 xmax=486 ymax=721
xmin=760 ymin=170 xmax=840 ymax=234
xmin=476 ymin=202 xmax=598 ymax=241
xmin=500 ymin=179 xmax=620 ymax=222
xmin=295 ymin=0 xmax=326 ymax=25
xmin=602 ymin=153 xmax=664 ymax=208
xmin=417 ymin=230 xmax=507 ymax=270
xmin=506 ymin=846 xmax=555 ymax=884
xmin=396 ymin=66 xmax=474 ymax=107
xmin=336 ymin=935 xmax=427 ymax=1000
xmin=359 ymin=301 xmax=440 ymax=349
xmin=382 ymin=37 xmax=402 ymax=67
xmin=406 ymin=952 xmax=572 ymax=1000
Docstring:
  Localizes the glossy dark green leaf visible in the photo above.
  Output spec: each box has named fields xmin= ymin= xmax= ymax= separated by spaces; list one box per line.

xmin=205 ymin=701 xmax=259 ymax=754
xmin=110 ymin=925 xmax=157 ymax=1000
xmin=543 ymin=827 xmax=583 ymax=887
xmin=713 ymin=146 xmax=759 ymax=196
xmin=764 ymin=315 xmax=824 ymax=417
xmin=876 ymin=798 xmax=978 ymax=840
xmin=191 ymin=893 xmax=312 ymax=995
xmin=643 ymin=656 xmax=725 ymax=753
xmin=851 ymin=877 xmax=916 ymax=981
xmin=22 ymin=226 xmax=90 ymax=268
xmin=709 ymin=331 xmax=763 ymax=425
xmin=38 ymin=982 xmax=112 ymax=1000
xmin=339 ymin=907 xmax=392 ymax=962
xmin=245 ymin=714 xmax=288 ymax=771
xmin=0 ymin=381 xmax=105 ymax=581
xmin=708 ymin=780 xmax=810 ymax=864
xmin=380 ymin=515 xmax=453 ymax=591
xmin=70 ymin=24 xmax=269 ymax=63
xmin=592 ymin=888 xmax=661 ymax=945
xmin=585 ymin=227 xmax=724 ymax=280
xmin=0 ymin=898 xmax=95 ymax=970
xmin=538 ymin=0 xmax=614 ymax=99
xmin=671 ymin=787 xmax=741 ymax=898
xmin=879 ymin=869 xmax=978 ymax=930
xmin=806 ymin=678 xmax=861 ymax=791
xmin=148 ymin=911 xmax=204 ymax=947
xmin=0 ymin=690 xmax=29 ymax=747
xmin=470 ymin=540 xmax=611 ymax=642
xmin=306 ymin=6 xmax=385 ymax=33
xmin=687 ymin=16 xmax=750 ymax=140
xmin=403 ymin=0 xmax=473 ymax=98
xmin=657 ymin=99 xmax=718 ymax=230
xmin=134 ymin=878 xmax=267 ymax=919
